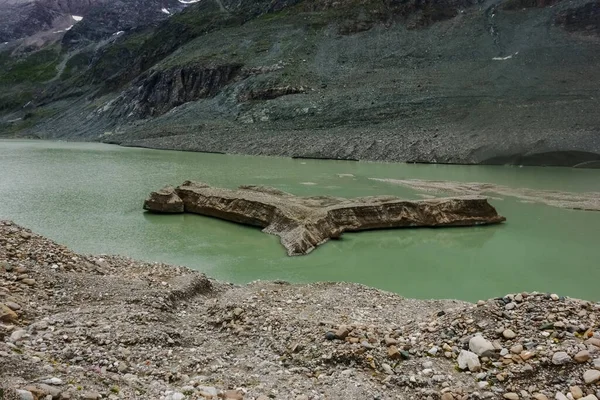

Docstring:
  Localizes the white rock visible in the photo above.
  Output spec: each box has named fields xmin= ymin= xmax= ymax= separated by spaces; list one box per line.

xmin=38 ymin=377 xmax=63 ymax=385
xmin=584 ymin=369 xmax=600 ymax=384
xmin=197 ymin=387 xmax=218 ymax=396
xmin=552 ymin=352 xmax=572 ymax=365
xmin=458 ymin=350 xmax=481 ymax=372
xmin=469 ymin=335 xmax=495 ymax=356
xmin=9 ymin=329 xmax=26 ymax=342
xmin=556 ymin=393 xmax=569 ymax=400
xmin=580 ymin=396 xmax=599 ymax=400
xmin=16 ymin=390 xmax=34 ymax=400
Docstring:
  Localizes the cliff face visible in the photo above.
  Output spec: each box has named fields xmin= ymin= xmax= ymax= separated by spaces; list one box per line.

xmin=109 ymin=63 xmax=244 ymax=119
xmin=1 ymin=0 xmax=600 ymax=167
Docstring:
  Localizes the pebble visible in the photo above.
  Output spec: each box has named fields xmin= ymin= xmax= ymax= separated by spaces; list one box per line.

xmin=21 ymin=278 xmax=35 ymax=286
xmin=575 ymin=350 xmax=591 ymax=363
xmin=571 ymin=386 xmax=584 ymax=399
xmin=505 ymin=302 xmax=516 ymax=310
xmin=15 ymin=390 xmax=34 ymax=400
xmin=504 ymin=393 xmax=519 ymax=400
xmin=40 ymin=377 xmax=63 ymax=386
xmin=0 ymin=302 xmax=18 ymax=322
xmin=503 ymin=329 xmax=517 ymax=339
xmin=223 ymin=390 xmax=243 ymax=399
xmin=533 ymin=395 xmax=549 ymax=400
xmin=552 ymin=351 xmax=572 ymax=365
xmin=510 ymin=344 xmax=523 ymax=354
xmin=5 ymin=301 xmax=21 ymax=310
xmin=9 ymin=329 xmax=26 ymax=342
xmin=82 ymin=393 xmax=100 ymax=400
xmin=580 ymin=396 xmax=599 ymax=400
xmin=583 ymin=369 xmax=600 ymax=384
xmin=556 ymin=393 xmax=569 ymax=400
xmin=334 ymin=325 xmax=351 ymax=339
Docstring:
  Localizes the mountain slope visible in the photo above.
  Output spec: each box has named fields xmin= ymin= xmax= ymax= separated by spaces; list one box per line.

xmin=1 ymin=0 xmax=599 ymax=167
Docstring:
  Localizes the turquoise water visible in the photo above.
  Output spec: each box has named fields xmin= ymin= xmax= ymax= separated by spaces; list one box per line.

xmin=1 ymin=140 xmax=599 ymax=302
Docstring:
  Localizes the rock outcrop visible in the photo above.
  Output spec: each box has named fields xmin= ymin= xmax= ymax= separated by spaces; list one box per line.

xmin=142 ymin=185 xmax=184 ymax=213
xmin=143 ymin=181 xmax=506 ymax=255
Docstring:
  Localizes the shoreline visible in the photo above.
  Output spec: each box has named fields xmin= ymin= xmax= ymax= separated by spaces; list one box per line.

xmin=2 ymin=221 xmax=600 ymax=399
xmin=4 ymin=137 xmax=600 ymax=170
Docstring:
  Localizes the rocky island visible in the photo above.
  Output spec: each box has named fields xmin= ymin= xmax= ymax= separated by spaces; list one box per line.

xmin=2 ymin=221 xmax=600 ymax=400
xmin=143 ymin=181 xmax=506 ymax=255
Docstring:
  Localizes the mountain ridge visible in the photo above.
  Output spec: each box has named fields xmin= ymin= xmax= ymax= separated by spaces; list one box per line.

xmin=0 ymin=0 xmax=599 ymax=167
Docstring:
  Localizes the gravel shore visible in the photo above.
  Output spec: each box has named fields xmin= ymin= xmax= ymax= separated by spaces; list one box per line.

xmin=1 ymin=220 xmax=600 ymax=400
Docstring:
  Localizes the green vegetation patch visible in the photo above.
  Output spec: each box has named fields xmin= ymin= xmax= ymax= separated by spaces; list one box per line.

xmin=0 ymin=47 xmax=61 ymax=84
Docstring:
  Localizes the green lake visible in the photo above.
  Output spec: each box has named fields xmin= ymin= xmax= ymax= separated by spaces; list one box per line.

xmin=1 ymin=140 xmax=599 ymax=302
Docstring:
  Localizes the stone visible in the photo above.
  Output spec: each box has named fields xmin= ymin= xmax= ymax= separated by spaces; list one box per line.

xmin=22 ymin=278 xmax=35 ymax=286
xmin=387 ymin=345 xmax=401 ymax=360
xmin=16 ymin=390 xmax=34 ymax=400
xmin=334 ymin=325 xmax=351 ymax=339
xmin=82 ymin=392 xmax=100 ymax=400
xmin=41 ymin=378 xmax=63 ymax=386
xmin=585 ymin=338 xmax=600 ymax=348
xmin=552 ymin=351 xmax=572 ymax=365
xmin=504 ymin=393 xmax=519 ymax=400
xmin=533 ymin=395 xmax=549 ymax=400
xmin=580 ymin=396 xmax=598 ymax=400
xmin=0 ymin=303 xmax=18 ymax=322
xmin=458 ymin=350 xmax=481 ymax=372
xmin=575 ymin=350 xmax=592 ymax=363
xmin=520 ymin=351 xmax=536 ymax=361
xmin=584 ymin=369 xmax=600 ymax=384
xmin=36 ymin=384 xmax=61 ymax=399
xmin=9 ymin=329 xmax=26 ymax=342
xmin=441 ymin=394 xmax=455 ymax=400
xmin=571 ymin=386 xmax=584 ymax=399
xmin=503 ymin=329 xmax=517 ymax=339
xmin=5 ymin=301 xmax=20 ymax=310
xmin=505 ymin=302 xmax=516 ymax=310
xmin=223 ymin=390 xmax=243 ymax=399
xmin=470 ymin=335 xmax=495 ymax=356
xmin=384 ymin=335 xmax=398 ymax=346
xmin=146 ymin=181 xmax=506 ymax=256
xmin=556 ymin=393 xmax=569 ymax=400
xmin=594 ymin=358 xmax=600 ymax=369
xmin=171 ymin=393 xmax=185 ymax=400
xmin=143 ymin=186 xmax=184 ymax=213
xmin=510 ymin=344 xmax=524 ymax=354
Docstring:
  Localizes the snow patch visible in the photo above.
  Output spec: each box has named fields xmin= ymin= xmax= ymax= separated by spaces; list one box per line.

xmin=72 ymin=15 xmax=83 ymax=21
xmin=112 ymin=31 xmax=124 ymax=36
xmin=161 ymin=7 xmax=171 ymax=14
xmin=492 ymin=52 xmax=519 ymax=61
xmin=178 ymin=0 xmax=201 ymax=4
xmin=65 ymin=25 xmax=74 ymax=31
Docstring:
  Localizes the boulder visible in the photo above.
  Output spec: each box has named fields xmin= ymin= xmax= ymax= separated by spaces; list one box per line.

xmin=457 ymin=350 xmax=481 ymax=371
xmin=143 ymin=185 xmax=184 ymax=213
xmin=145 ymin=181 xmax=506 ymax=256
xmin=469 ymin=335 xmax=496 ymax=356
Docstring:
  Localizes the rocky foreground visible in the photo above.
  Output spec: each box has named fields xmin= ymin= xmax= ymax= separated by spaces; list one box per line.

xmin=143 ymin=181 xmax=505 ymax=256
xmin=1 ymin=221 xmax=600 ymax=400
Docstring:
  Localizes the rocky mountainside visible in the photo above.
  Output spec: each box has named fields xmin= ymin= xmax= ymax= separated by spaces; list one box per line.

xmin=0 ymin=0 xmax=599 ymax=166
